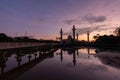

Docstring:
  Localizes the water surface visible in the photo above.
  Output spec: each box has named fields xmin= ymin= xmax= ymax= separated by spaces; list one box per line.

xmin=1 ymin=47 xmax=120 ymax=80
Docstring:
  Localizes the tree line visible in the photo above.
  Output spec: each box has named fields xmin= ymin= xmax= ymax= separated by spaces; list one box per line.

xmin=0 ymin=33 xmax=58 ymax=43
xmin=93 ymin=27 xmax=120 ymax=48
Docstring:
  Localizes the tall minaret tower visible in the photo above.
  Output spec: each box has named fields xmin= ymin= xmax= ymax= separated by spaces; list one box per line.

xmin=60 ymin=28 xmax=63 ymax=41
xmin=87 ymin=31 xmax=90 ymax=43
xmin=72 ymin=25 xmax=76 ymax=40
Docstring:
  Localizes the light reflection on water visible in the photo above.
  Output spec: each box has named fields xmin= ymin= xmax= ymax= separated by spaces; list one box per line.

xmin=1 ymin=48 xmax=120 ymax=80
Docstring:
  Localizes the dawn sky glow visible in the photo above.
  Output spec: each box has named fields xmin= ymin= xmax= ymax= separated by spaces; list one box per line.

xmin=0 ymin=0 xmax=120 ymax=40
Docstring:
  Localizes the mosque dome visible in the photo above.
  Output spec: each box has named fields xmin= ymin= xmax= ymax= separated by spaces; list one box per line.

xmin=67 ymin=35 xmax=72 ymax=40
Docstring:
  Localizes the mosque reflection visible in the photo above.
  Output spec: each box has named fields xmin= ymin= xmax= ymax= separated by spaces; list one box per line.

xmin=59 ymin=47 xmax=120 ymax=69
xmin=59 ymin=48 xmax=78 ymax=66
xmin=58 ymin=47 xmax=96 ymax=66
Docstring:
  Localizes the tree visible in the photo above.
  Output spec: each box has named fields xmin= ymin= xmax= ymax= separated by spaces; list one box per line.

xmin=93 ymin=34 xmax=100 ymax=40
xmin=0 ymin=33 xmax=8 ymax=38
xmin=114 ymin=27 xmax=120 ymax=36
xmin=0 ymin=33 xmax=13 ymax=42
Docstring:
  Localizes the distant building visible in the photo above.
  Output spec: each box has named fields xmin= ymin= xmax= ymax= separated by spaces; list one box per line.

xmin=59 ymin=25 xmax=79 ymax=46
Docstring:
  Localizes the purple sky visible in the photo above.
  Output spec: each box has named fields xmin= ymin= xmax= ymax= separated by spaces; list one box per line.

xmin=0 ymin=0 xmax=120 ymax=40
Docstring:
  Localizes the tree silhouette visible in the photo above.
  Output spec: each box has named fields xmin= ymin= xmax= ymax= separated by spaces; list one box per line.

xmin=114 ymin=27 xmax=120 ymax=36
xmin=0 ymin=33 xmax=8 ymax=37
xmin=0 ymin=33 xmax=13 ymax=42
xmin=93 ymin=34 xmax=100 ymax=40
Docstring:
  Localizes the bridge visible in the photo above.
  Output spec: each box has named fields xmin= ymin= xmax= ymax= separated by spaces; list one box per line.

xmin=0 ymin=47 xmax=58 ymax=80
xmin=0 ymin=42 xmax=59 ymax=50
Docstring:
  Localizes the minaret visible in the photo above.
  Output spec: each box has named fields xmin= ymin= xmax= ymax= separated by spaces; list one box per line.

xmin=60 ymin=28 xmax=63 ymax=41
xmin=25 ymin=31 xmax=27 ymax=36
xmin=72 ymin=25 xmax=76 ymax=40
xmin=87 ymin=31 xmax=89 ymax=43
xmin=76 ymin=33 xmax=78 ymax=40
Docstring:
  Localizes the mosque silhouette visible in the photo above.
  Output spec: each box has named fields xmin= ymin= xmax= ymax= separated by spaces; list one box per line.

xmin=59 ymin=25 xmax=81 ymax=46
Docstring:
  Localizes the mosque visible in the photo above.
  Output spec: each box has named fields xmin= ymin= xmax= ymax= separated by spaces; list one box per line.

xmin=59 ymin=25 xmax=79 ymax=46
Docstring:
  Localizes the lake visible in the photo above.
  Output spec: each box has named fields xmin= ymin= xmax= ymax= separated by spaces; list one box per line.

xmin=1 ymin=47 xmax=120 ymax=80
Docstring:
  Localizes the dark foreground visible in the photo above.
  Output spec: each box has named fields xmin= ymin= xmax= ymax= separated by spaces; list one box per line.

xmin=1 ymin=47 xmax=120 ymax=80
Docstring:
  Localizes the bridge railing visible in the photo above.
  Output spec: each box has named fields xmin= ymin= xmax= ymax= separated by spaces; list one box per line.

xmin=0 ymin=42 xmax=57 ymax=50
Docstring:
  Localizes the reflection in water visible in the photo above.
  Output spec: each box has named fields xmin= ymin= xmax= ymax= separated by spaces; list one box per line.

xmin=0 ymin=52 xmax=7 ymax=75
xmin=0 ymin=48 xmax=58 ymax=80
xmin=28 ymin=54 xmax=32 ymax=62
xmin=60 ymin=48 xmax=77 ymax=66
xmin=72 ymin=50 xmax=76 ymax=66
xmin=16 ymin=54 xmax=22 ymax=67
xmin=1 ymin=47 xmax=120 ymax=80
xmin=60 ymin=49 xmax=63 ymax=62
xmin=97 ymin=51 xmax=120 ymax=69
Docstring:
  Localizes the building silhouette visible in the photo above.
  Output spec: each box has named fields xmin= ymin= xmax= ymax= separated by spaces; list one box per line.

xmin=59 ymin=25 xmax=79 ymax=46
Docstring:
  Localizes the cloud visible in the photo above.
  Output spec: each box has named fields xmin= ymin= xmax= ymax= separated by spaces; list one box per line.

xmin=82 ymin=14 xmax=107 ymax=23
xmin=64 ymin=14 xmax=107 ymax=25
xmin=64 ymin=19 xmax=77 ymax=25
xmin=63 ymin=25 xmax=107 ymax=35
xmin=77 ymin=25 xmax=107 ymax=35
